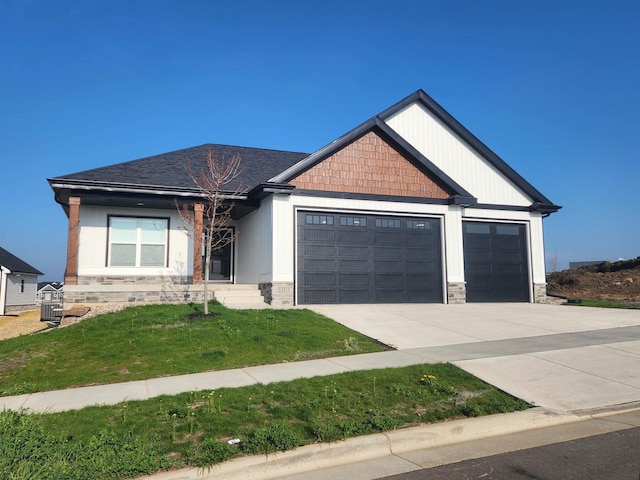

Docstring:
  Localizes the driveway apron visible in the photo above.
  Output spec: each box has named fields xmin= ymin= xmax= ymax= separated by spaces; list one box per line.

xmin=308 ymin=303 xmax=640 ymax=412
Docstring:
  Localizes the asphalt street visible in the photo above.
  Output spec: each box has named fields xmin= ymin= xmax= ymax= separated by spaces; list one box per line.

xmin=377 ymin=427 xmax=640 ymax=480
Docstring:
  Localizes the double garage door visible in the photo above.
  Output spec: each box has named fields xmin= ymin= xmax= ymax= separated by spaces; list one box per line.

xmin=296 ymin=212 xmax=531 ymax=304
xmin=296 ymin=211 xmax=443 ymax=304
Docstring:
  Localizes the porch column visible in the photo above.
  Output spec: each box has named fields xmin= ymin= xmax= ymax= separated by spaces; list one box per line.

xmin=64 ymin=196 xmax=80 ymax=285
xmin=192 ymin=203 xmax=203 ymax=284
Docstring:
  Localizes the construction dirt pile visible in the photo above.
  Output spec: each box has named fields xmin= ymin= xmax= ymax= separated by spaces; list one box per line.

xmin=547 ymin=257 xmax=640 ymax=302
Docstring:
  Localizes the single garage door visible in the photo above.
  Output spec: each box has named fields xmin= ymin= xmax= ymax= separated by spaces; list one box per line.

xmin=297 ymin=211 xmax=443 ymax=304
xmin=463 ymin=221 xmax=530 ymax=302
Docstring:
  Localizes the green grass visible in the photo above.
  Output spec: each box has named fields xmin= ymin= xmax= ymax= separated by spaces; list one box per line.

xmin=1 ymin=363 xmax=530 ymax=479
xmin=0 ymin=302 xmax=387 ymax=395
xmin=565 ymin=298 xmax=640 ymax=309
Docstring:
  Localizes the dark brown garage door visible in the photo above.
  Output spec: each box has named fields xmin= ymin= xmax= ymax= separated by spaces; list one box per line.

xmin=463 ymin=221 xmax=530 ymax=302
xmin=297 ymin=211 xmax=443 ymax=304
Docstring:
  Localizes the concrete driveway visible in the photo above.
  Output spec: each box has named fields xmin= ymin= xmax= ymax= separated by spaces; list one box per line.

xmin=309 ymin=303 xmax=640 ymax=413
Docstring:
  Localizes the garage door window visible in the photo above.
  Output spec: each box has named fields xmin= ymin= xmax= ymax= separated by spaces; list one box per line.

xmin=340 ymin=216 xmax=367 ymax=227
xmin=407 ymin=220 xmax=431 ymax=229
xmin=375 ymin=218 xmax=401 ymax=228
xmin=306 ymin=214 xmax=334 ymax=225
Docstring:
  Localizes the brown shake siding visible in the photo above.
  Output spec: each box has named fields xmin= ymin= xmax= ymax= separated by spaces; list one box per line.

xmin=290 ymin=131 xmax=450 ymax=198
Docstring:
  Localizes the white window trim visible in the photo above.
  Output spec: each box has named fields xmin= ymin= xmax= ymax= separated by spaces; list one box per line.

xmin=107 ymin=215 xmax=169 ymax=268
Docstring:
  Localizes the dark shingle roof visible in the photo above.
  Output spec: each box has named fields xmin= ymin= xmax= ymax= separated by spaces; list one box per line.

xmin=0 ymin=246 xmax=42 ymax=275
xmin=54 ymin=144 xmax=310 ymax=193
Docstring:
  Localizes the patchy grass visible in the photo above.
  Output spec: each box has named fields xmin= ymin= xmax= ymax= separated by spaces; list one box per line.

xmin=565 ymin=298 xmax=640 ymax=309
xmin=0 ymin=302 xmax=387 ymax=395
xmin=2 ymin=363 xmax=530 ymax=479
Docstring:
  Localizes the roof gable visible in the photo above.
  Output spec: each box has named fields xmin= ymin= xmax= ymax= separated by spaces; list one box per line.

xmin=270 ymin=117 xmax=475 ymax=204
xmin=0 ymin=246 xmax=42 ymax=275
xmin=380 ymin=90 xmax=560 ymax=211
xmin=289 ymin=130 xmax=452 ymax=199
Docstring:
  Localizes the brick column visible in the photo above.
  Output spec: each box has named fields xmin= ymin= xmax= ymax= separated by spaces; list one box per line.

xmin=192 ymin=204 xmax=203 ymax=284
xmin=64 ymin=197 xmax=81 ymax=285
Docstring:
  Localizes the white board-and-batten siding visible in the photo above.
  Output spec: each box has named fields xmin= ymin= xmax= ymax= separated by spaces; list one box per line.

xmin=385 ymin=102 xmax=533 ymax=207
xmin=235 ymin=196 xmax=274 ymax=284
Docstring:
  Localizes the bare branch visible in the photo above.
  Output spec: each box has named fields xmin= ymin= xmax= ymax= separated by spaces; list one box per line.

xmin=176 ymin=148 xmax=244 ymax=314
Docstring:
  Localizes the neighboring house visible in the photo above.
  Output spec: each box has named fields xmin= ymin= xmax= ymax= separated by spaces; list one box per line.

xmin=48 ymin=90 xmax=560 ymax=307
xmin=36 ymin=282 xmax=64 ymax=304
xmin=0 ymin=246 xmax=43 ymax=315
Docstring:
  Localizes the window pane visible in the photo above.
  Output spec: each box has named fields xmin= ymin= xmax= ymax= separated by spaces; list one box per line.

xmin=111 ymin=218 xmax=137 ymax=242
xmin=141 ymin=219 xmax=167 ymax=243
xmin=496 ymin=225 xmax=520 ymax=236
xmin=111 ymin=244 xmax=136 ymax=266
xmin=141 ymin=244 xmax=165 ymax=266
xmin=465 ymin=223 xmax=490 ymax=235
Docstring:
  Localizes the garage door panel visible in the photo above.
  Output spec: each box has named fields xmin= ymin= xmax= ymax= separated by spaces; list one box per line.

xmin=406 ymin=261 xmax=439 ymax=274
xmin=298 ymin=211 xmax=443 ymax=304
xmin=375 ymin=260 xmax=405 ymax=273
xmin=339 ymin=259 xmax=369 ymax=271
xmin=304 ymin=228 xmax=336 ymax=242
xmin=304 ymin=289 xmax=337 ymax=304
xmin=339 ymin=289 xmax=370 ymax=303
xmin=376 ymin=288 xmax=406 ymax=303
xmin=373 ymin=246 xmax=404 ymax=259
xmin=338 ymin=229 xmax=370 ymax=243
xmin=464 ymin=237 xmax=492 ymax=249
xmin=339 ymin=273 xmax=370 ymax=286
xmin=375 ymin=273 xmax=404 ymax=287
xmin=374 ymin=231 xmax=403 ymax=245
xmin=338 ymin=245 xmax=369 ymax=257
xmin=304 ymin=258 xmax=336 ymax=270
xmin=494 ymin=237 xmax=522 ymax=250
xmin=303 ymin=245 xmax=336 ymax=256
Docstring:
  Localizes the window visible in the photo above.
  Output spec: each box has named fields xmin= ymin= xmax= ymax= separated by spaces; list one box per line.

xmin=20 ymin=280 xmax=24 ymax=293
xmin=305 ymin=214 xmax=334 ymax=225
xmin=375 ymin=218 xmax=400 ymax=228
xmin=109 ymin=217 xmax=168 ymax=267
xmin=340 ymin=216 xmax=367 ymax=227
xmin=407 ymin=220 xmax=431 ymax=229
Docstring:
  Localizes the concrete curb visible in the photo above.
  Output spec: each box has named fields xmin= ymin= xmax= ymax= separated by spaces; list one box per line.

xmin=136 ymin=407 xmax=585 ymax=480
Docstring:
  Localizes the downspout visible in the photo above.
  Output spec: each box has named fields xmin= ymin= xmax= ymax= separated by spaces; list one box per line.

xmin=0 ymin=266 xmax=10 ymax=316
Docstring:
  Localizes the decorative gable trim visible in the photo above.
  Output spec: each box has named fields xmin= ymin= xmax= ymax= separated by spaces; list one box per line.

xmin=269 ymin=117 xmax=476 ymax=205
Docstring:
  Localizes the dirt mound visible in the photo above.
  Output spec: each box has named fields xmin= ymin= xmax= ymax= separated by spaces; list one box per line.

xmin=547 ymin=257 xmax=640 ymax=302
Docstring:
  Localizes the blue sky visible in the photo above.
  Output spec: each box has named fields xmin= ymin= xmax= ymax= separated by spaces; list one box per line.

xmin=1 ymin=0 xmax=638 ymax=280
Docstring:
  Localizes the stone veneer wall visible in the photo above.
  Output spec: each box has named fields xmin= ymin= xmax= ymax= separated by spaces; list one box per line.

xmin=77 ymin=275 xmax=192 ymax=285
xmin=259 ymin=282 xmax=294 ymax=307
xmin=447 ymin=282 xmax=467 ymax=304
xmin=533 ymin=283 xmax=547 ymax=304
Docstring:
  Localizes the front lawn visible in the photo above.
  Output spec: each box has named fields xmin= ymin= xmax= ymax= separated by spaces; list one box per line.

xmin=1 ymin=363 xmax=530 ymax=480
xmin=565 ymin=298 xmax=640 ymax=309
xmin=0 ymin=302 xmax=387 ymax=395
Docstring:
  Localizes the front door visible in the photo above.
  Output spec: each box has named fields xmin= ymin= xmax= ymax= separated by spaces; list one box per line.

xmin=203 ymin=228 xmax=234 ymax=281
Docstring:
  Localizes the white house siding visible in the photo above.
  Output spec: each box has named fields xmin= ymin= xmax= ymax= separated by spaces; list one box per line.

xmin=4 ymin=274 xmax=38 ymax=308
xmin=385 ymin=103 xmax=533 ymax=207
xmin=235 ymin=196 xmax=274 ymax=284
xmin=76 ymin=206 xmax=192 ymax=278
